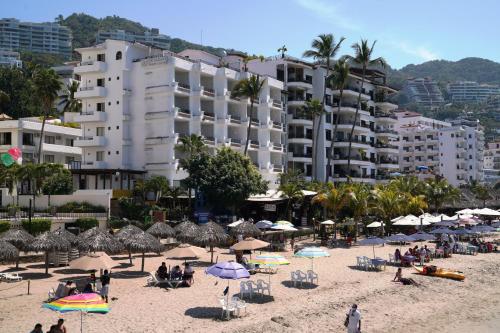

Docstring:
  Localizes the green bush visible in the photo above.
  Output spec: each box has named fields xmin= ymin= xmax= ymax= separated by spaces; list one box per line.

xmin=57 ymin=201 xmax=106 ymax=213
xmin=0 ymin=221 xmax=10 ymax=233
xmin=75 ymin=218 xmax=99 ymax=231
xmin=22 ymin=218 xmax=51 ymax=235
xmin=109 ymin=217 xmax=127 ymax=229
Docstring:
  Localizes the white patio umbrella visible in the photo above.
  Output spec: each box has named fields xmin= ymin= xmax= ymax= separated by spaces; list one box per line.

xmin=320 ymin=220 xmax=335 ymax=225
xmin=474 ymin=208 xmax=500 ymax=216
xmin=366 ymin=221 xmax=384 ymax=228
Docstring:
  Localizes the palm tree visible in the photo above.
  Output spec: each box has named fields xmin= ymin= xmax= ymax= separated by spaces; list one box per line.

xmin=231 ymin=75 xmax=265 ymax=155
xmin=345 ymin=40 xmax=386 ymax=177
xmin=370 ymin=185 xmax=403 ymax=236
xmin=58 ymin=81 xmax=81 ymax=113
xmin=470 ymin=182 xmax=491 ymax=208
xmin=388 ymin=175 xmax=425 ymax=196
xmin=32 ymin=68 xmax=62 ymax=164
xmin=54 ymin=14 xmax=64 ymax=23
xmin=176 ymin=134 xmax=207 ymax=211
xmin=404 ymin=194 xmax=428 ymax=216
xmin=312 ymin=183 xmax=349 ymax=238
xmin=303 ymin=99 xmax=325 ymax=178
xmin=0 ymin=164 xmax=18 ymax=205
xmin=347 ymin=183 xmax=370 ymax=241
xmin=0 ymin=90 xmax=10 ymax=114
xmin=279 ymin=170 xmax=305 ymax=221
xmin=303 ymin=34 xmax=345 ymax=180
xmin=167 ymin=186 xmax=185 ymax=210
xmin=325 ymin=58 xmax=350 ymax=182
xmin=424 ymin=179 xmax=461 ymax=212
xmin=145 ymin=175 xmax=169 ymax=204
xmin=277 ymin=45 xmax=288 ymax=58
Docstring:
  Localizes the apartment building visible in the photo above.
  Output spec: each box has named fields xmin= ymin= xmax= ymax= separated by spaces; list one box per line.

xmin=0 ymin=49 xmax=22 ymax=68
xmin=96 ymin=29 xmax=170 ymax=50
xmin=438 ymin=125 xmax=484 ymax=186
xmin=402 ymin=78 xmax=445 ymax=110
xmin=0 ymin=18 xmax=72 ymax=58
xmin=448 ymin=81 xmax=500 ymax=104
xmin=248 ymin=56 xmax=400 ymax=184
xmin=484 ymin=141 xmax=500 ymax=170
xmin=0 ymin=117 xmax=81 ymax=165
xmin=69 ymin=40 xmax=285 ymax=190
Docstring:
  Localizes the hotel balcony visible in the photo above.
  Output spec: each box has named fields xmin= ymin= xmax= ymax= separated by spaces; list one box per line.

xmin=145 ymin=160 xmax=179 ymax=171
xmin=80 ymin=161 xmax=108 ymax=169
xmin=42 ymin=143 xmax=81 ymax=156
xmin=74 ymin=111 xmax=107 ymax=123
xmin=74 ymin=136 xmax=107 ymax=147
xmin=75 ymin=86 xmax=107 ymax=99
xmin=74 ymin=60 xmax=107 ymax=74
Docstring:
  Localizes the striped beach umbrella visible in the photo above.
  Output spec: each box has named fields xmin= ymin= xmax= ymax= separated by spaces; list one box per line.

xmin=248 ymin=253 xmax=290 ymax=266
xmin=294 ymin=247 xmax=330 ymax=270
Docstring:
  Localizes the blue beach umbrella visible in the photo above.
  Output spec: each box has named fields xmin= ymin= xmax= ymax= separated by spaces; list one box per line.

xmin=385 ymin=233 xmax=414 ymax=243
xmin=409 ymin=231 xmax=436 ymax=241
xmin=206 ymin=261 xmax=250 ymax=303
xmin=294 ymin=247 xmax=330 ymax=270
xmin=357 ymin=237 xmax=386 ymax=258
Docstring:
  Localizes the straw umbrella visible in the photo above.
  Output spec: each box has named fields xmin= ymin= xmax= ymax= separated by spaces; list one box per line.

xmin=70 ymin=252 xmax=116 ymax=271
xmin=31 ymin=232 xmax=71 ymax=274
xmin=53 ymin=228 xmax=79 ymax=246
xmin=229 ymin=221 xmax=262 ymax=238
xmin=79 ymin=227 xmax=100 ymax=239
xmin=122 ymin=232 xmax=163 ymax=272
xmin=78 ymin=231 xmax=124 ymax=255
xmin=195 ymin=221 xmax=229 ymax=263
xmin=115 ymin=224 xmax=143 ymax=265
xmin=0 ymin=240 xmax=19 ymax=262
xmin=165 ymin=243 xmax=206 ymax=261
xmin=146 ymin=222 xmax=176 ymax=239
xmin=174 ymin=221 xmax=200 ymax=242
xmin=231 ymin=238 xmax=269 ymax=251
xmin=1 ymin=228 xmax=34 ymax=268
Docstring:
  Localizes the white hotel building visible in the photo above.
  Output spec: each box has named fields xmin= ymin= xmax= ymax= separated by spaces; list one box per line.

xmin=68 ymin=40 xmax=285 ymax=190
xmin=248 ymin=57 xmax=400 ymax=183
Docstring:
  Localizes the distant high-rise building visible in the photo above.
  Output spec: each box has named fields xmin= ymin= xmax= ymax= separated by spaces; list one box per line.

xmin=0 ymin=49 xmax=22 ymax=68
xmin=447 ymin=81 xmax=500 ymax=103
xmin=96 ymin=29 xmax=170 ymax=49
xmin=0 ymin=18 xmax=72 ymax=58
xmin=486 ymin=95 xmax=500 ymax=113
xmin=402 ymin=78 xmax=445 ymax=110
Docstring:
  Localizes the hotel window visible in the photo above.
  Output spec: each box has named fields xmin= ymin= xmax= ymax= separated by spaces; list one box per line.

xmin=97 ymin=53 xmax=105 ymax=62
xmin=44 ymin=135 xmax=55 ymax=144
xmin=22 ymin=152 xmax=34 ymax=163
xmin=97 ymin=78 xmax=105 ymax=87
xmin=65 ymin=156 xmax=74 ymax=164
xmin=0 ymin=132 xmax=12 ymax=145
xmin=65 ymin=138 xmax=74 ymax=146
xmin=96 ymin=102 xmax=105 ymax=112
xmin=116 ymin=51 xmax=122 ymax=60
xmin=22 ymin=133 xmax=35 ymax=146
xmin=44 ymin=155 xmax=55 ymax=163
xmin=96 ymin=151 xmax=104 ymax=161
xmin=96 ymin=127 xmax=105 ymax=136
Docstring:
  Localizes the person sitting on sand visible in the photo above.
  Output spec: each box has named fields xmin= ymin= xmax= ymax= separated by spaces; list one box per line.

xmin=64 ymin=281 xmax=76 ymax=296
xmin=393 ymin=268 xmax=420 ymax=286
xmin=171 ymin=265 xmax=183 ymax=280
xmin=183 ymin=263 xmax=195 ymax=286
xmin=157 ymin=262 xmax=168 ymax=279
xmin=83 ymin=280 xmax=94 ymax=293
xmin=30 ymin=323 xmax=43 ymax=333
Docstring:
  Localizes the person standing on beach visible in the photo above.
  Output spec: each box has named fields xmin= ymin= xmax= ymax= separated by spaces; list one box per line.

xmin=345 ymin=304 xmax=361 ymax=333
xmin=100 ymin=270 xmax=111 ymax=303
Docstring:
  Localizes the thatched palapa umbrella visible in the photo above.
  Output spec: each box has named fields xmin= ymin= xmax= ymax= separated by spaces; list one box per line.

xmin=195 ymin=221 xmax=229 ymax=263
xmin=115 ymin=224 xmax=143 ymax=265
xmin=79 ymin=227 xmax=100 ymax=239
xmin=174 ymin=221 xmax=200 ymax=242
xmin=30 ymin=232 xmax=70 ymax=274
xmin=146 ymin=222 xmax=175 ymax=239
xmin=122 ymin=232 xmax=163 ymax=272
xmin=229 ymin=221 xmax=262 ymax=238
xmin=1 ymin=228 xmax=35 ymax=268
xmin=0 ymin=240 xmax=19 ymax=262
xmin=53 ymin=228 xmax=79 ymax=246
xmin=78 ymin=230 xmax=124 ymax=255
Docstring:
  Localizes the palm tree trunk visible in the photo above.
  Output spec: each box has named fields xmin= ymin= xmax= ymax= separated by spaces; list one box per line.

xmin=128 ymin=249 xmax=132 ymax=265
xmin=346 ymin=67 xmax=366 ymax=181
xmin=311 ymin=116 xmax=317 ymax=180
xmin=37 ymin=115 xmax=47 ymax=164
xmin=210 ymin=245 xmax=214 ymax=263
xmin=243 ymin=100 xmax=254 ymax=156
xmin=326 ymin=90 xmax=343 ymax=182
xmin=45 ymin=251 xmax=49 ymax=274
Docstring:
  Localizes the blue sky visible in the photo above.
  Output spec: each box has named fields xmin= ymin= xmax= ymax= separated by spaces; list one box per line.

xmin=4 ymin=0 xmax=500 ymax=69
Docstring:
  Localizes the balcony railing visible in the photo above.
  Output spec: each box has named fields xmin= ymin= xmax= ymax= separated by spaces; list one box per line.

xmin=203 ymin=87 xmax=215 ymax=97
xmin=177 ymin=82 xmax=190 ymax=92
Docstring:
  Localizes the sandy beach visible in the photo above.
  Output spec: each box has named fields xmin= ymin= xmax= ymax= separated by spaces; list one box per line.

xmin=1 ymin=240 xmax=499 ymax=333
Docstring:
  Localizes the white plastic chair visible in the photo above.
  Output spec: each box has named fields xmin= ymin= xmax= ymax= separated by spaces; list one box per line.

xmin=231 ymin=296 xmax=247 ymax=316
xmin=219 ymin=297 xmax=236 ymax=320
xmin=256 ymin=279 xmax=271 ymax=296
xmin=294 ymin=270 xmax=307 ymax=287
xmin=356 ymin=256 xmax=363 ymax=268
xmin=95 ymin=280 xmax=102 ymax=292
xmin=307 ymin=270 xmax=319 ymax=284
xmin=3 ymin=272 xmax=22 ymax=282
xmin=239 ymin=281 xmax=253 ymax=299
xmin=48 ymin=288 xmax=56 ymax=301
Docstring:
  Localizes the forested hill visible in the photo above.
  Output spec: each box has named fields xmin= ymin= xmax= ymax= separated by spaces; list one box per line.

xmin=59 ymin=13 xmax=228 ymax=56
xmin=387 ymin=57 xmax=500 ymax=89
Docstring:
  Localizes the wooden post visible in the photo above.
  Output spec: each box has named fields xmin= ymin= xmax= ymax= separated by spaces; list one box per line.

xmin=27 ymin=280 xmax=30 ymax=295
xmin=141 ymin=252 xmax=145 ymax=272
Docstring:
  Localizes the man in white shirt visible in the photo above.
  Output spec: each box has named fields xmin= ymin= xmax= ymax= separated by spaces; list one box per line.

xmin=346 ymin=304 xmax=361 ymax=333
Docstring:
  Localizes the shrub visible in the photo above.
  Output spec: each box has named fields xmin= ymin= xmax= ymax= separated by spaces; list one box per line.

xmin=57 ymin=201 xmax=106 ymax=213
xmin=0 ymin=221 xmax=10 ymax=233
xmin=109 ymin=217 xmax=127 ymax=229
xmin=75 ymin=218 xmax=99 ymax=231
xmin=22 ymin=218 xmax=51 ymax=235
xmin=41 ymin=171 xmax=73 ymax=195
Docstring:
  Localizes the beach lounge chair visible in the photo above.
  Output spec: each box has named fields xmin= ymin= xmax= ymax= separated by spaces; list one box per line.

xmin=1 ymin=272 xmax=22 ymax=282
xmin=307 ymin=270 xmax=319 ymax=284
xmin=219 ymin=297 xmax=237 ymax=320
xmin=256 ymin=279 xmax=271 ymax=296
xmin=231 ymin=296 xmax=247 ymax=316
xmin=146 ymin=272 xmax=168 ymax=287
xmin=239 ymin=281 xmax=253 ymax=299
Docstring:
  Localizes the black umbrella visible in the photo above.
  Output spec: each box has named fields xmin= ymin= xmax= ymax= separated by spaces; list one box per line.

xmin=195 ymin=221 xmax=229 ymax=263
xmin=0 ymin=240 xmax=19 ymax=262
xmin=146 ymin=222 xmax=176 ymax=239
xmin=30 ymin=232 xmax=71 ymax=274
xmin=1 ymin=228 xmax=34 ymax=268
xmin=229 ymin=221 xmax=262 ymax=238
xmin=122 ymin=232 xmax=164 ymax=272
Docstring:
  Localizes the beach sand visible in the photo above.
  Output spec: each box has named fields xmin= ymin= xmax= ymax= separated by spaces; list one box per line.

xmin=0 ymin=240 xmax=499 ymax=333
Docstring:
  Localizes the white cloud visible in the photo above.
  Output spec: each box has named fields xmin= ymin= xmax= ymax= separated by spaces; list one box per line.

xmin=393 ymin=41 xmax=439 ymax=62
xmin=294 ymin=0 xmax=361 ymax=31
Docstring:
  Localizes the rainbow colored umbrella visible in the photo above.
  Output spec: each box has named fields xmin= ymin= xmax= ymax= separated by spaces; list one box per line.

xmin=248 ymin=253 xmax=290 ymax=290
xmin=43 ymin=293 xmax=109 ymax=332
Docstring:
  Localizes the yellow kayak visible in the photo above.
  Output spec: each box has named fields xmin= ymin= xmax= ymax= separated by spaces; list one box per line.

xmin=414 ymin=266 xmax=465 ymax=281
